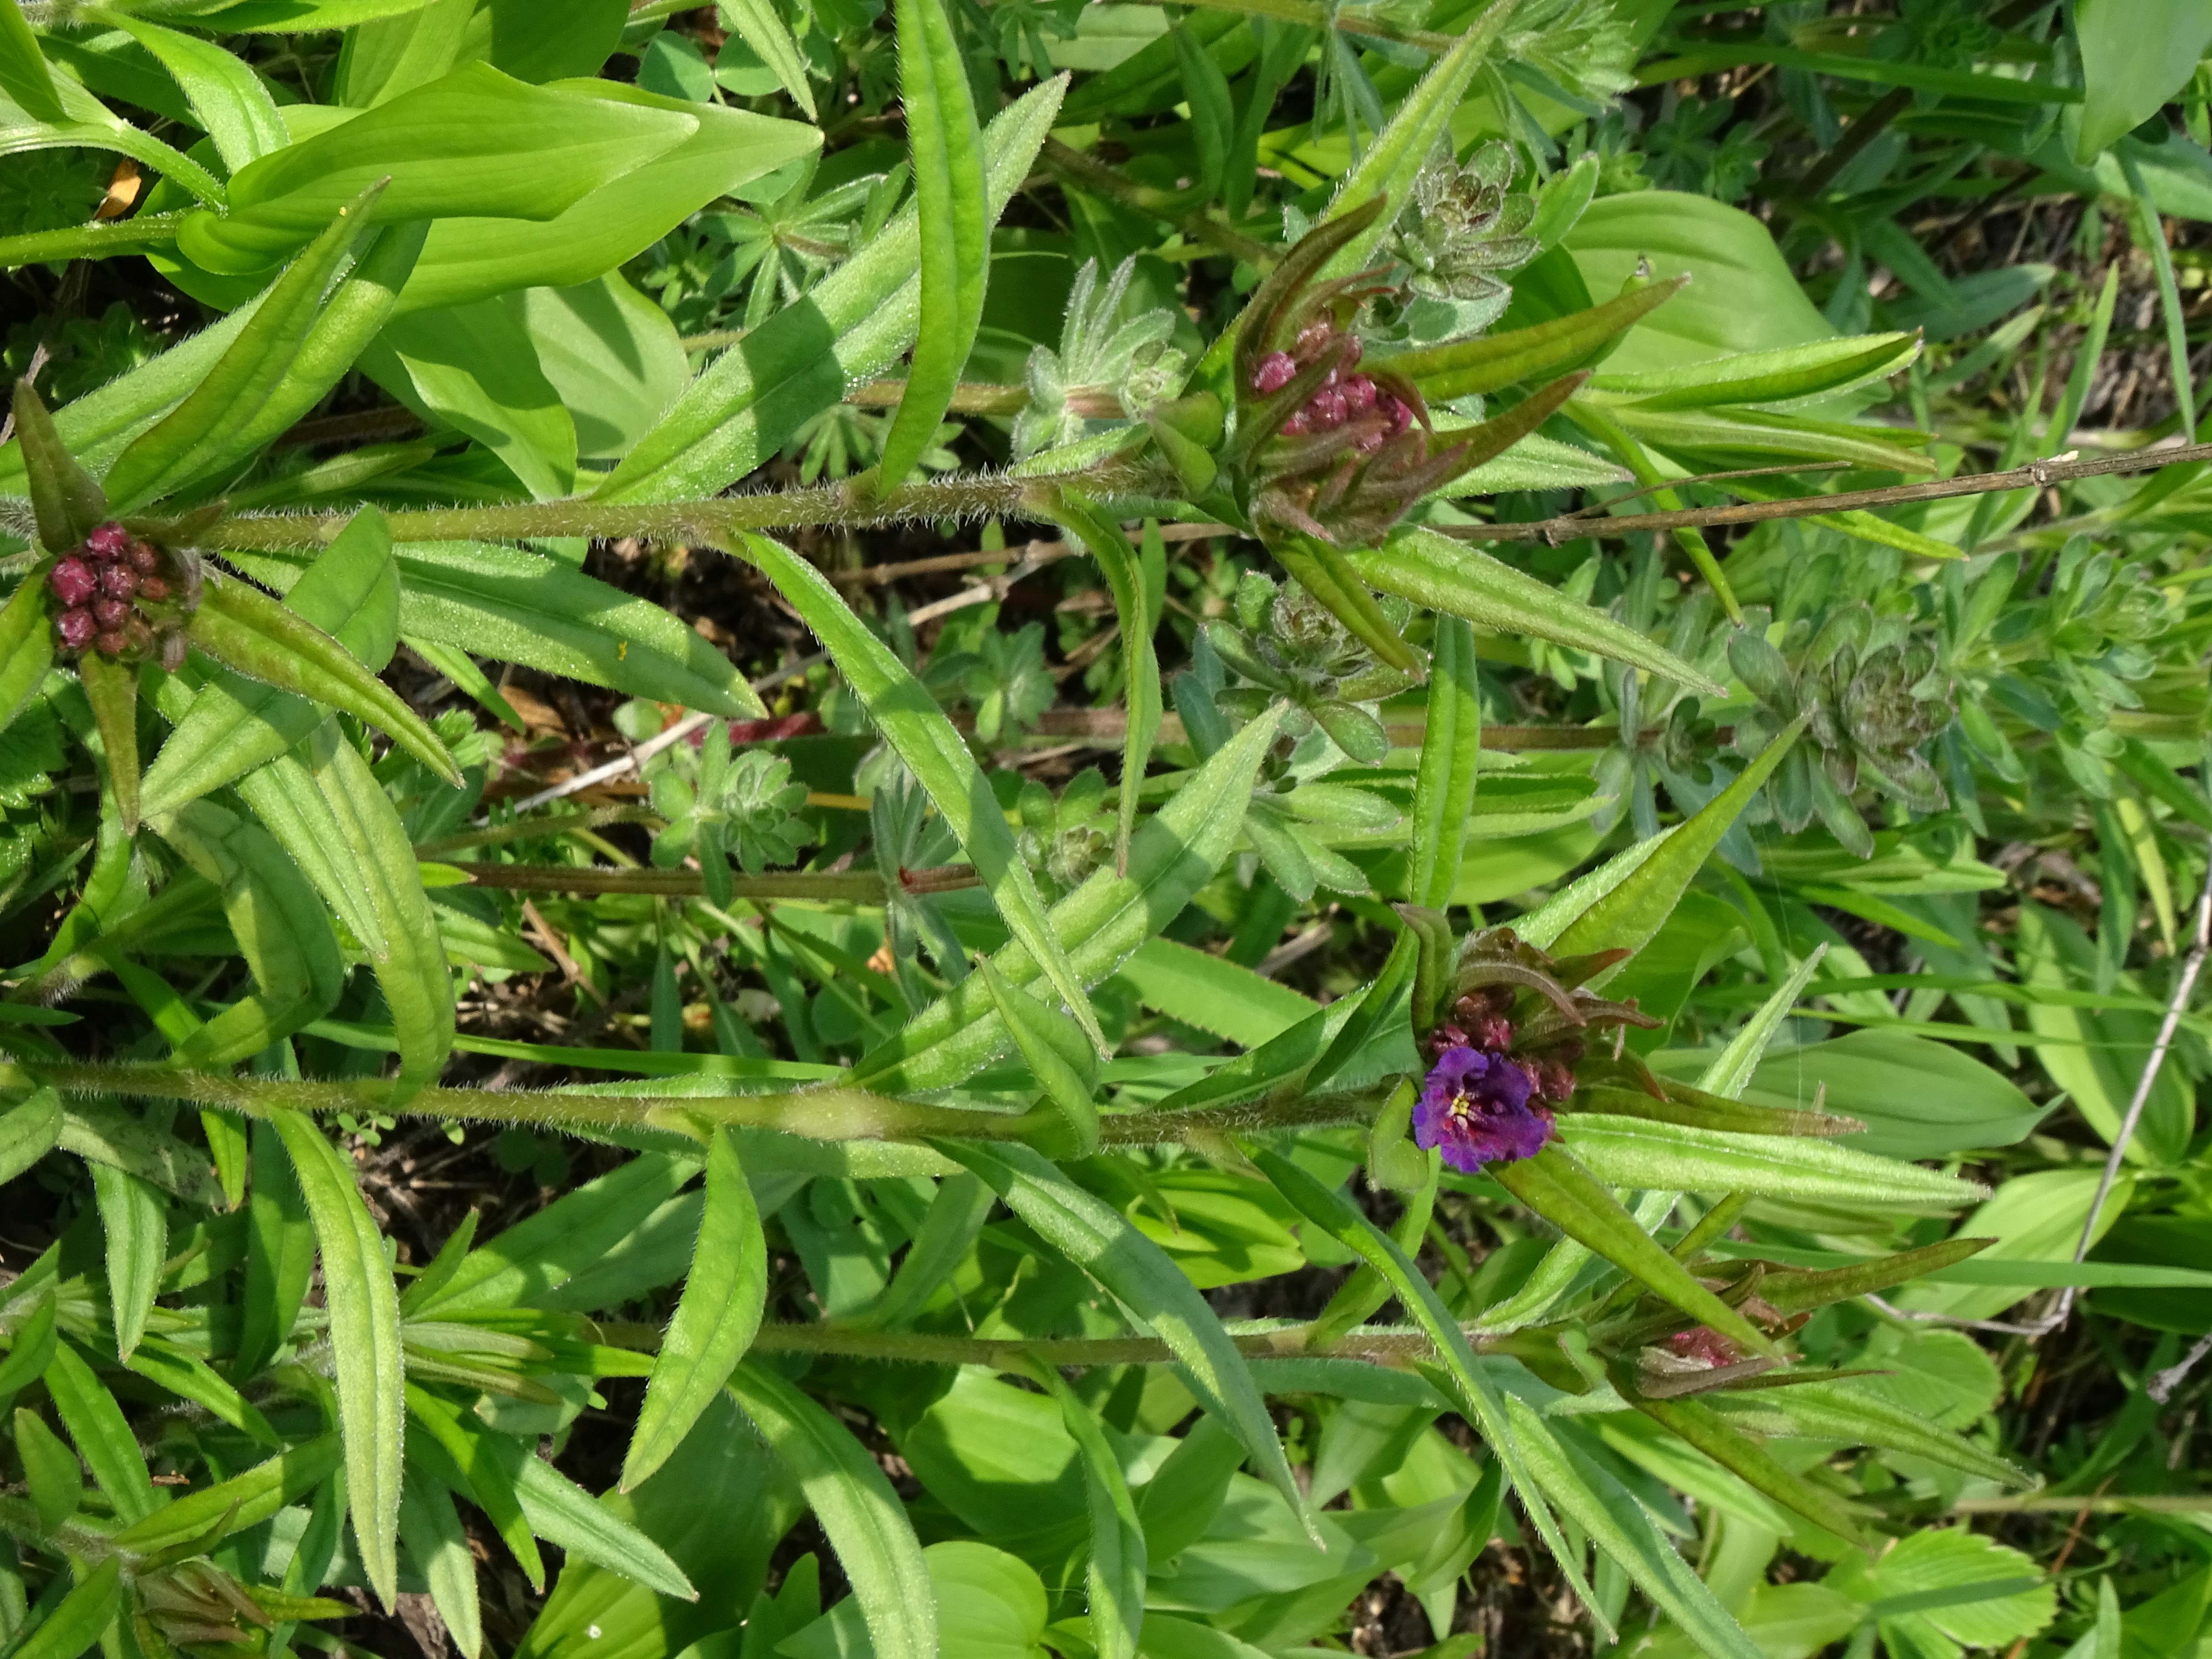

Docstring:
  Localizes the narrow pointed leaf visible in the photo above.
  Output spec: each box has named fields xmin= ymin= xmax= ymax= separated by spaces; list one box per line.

xmin=1549 ymin=714 xmax=1809 ymax=968
xmin=734 ymin=530 xmax=1105 ymax=1054
xmin=853 ymin=704 xmax=1283 ymax=1093
xmin=0 ymin=1087 xmax=62 ymax=1190
xmin=89 ymin=1166 xmax=164 ymax=1363
xmin=719 ymin=0 xmax=817 ymax=116
xmin=1714 ymin=1379 xmax=2033 ymax=1488
xmin=44 ymin=1340 xmax=160 ymax=1524
xmin=874 ymin=0 xmax=985 ymax=493
xmin=623 ymin=1129 xmax=766 ymax=1491
xmin=980 ymin=958 xmax=1101 ymax=1158
xmin=1699 ymin=944 xmax=1829 ymax=1098
xmin=102 ymin=185 xmax=387 ymax=511
xmin=1560 ymin=1116 xmax=1986 ymax=1206
xmin=0 ymin=0 xmax=67 ymax=125
xmin=940 ymin=1138 xmax=1317 ymax=1543
xmin=728 ymin=1362 xmax=936 ymax=1659
xmin=188 ymin=567 xmax=461 ymax=788
xmin=0 ymin=565 xmax=54 ymax=734
xmin=399 ymin=1470 xmax=486 ymax=1659
xmin=1426 ymin=372 xmax=1591 ymax=495
xmin=1044 ymin=1367 xmax=1145 ymax=1659
xmin=76 ymin=652 xmax=140 ymax=835
xmin=0 ymin=1291 xmax=58 ymax=1400
xmin=237 ymin=1118 xmax=314 ymax=1379
xmin=1756 ymin=1237 xmax=1999 ymax=1317
xmin=11 ymin=378 xmax=108 ymax=552
xmin=1351 ymin=527 xmax=1726 ymax=696
xmin=9 ymin=1557 xmax=122 ymax=1659
xmin=1050 ymin=493 xmax=1161 ymax=870
xmin=1248 ymin=1144 xmax=1609 ymax=1628
xmin=1501 ymin=1395 xmax=1765 ymax=1659
xmin=1492 ymin=1147 xmax=1779 ymax=1357
xmin=271 ymin=1108 xmax=405 ymax=1610
xmin=110 ymin=1434 xmax=341 ymax=1554
xmin=1407 ymin=616 xmax=1480 ymax=908
xmin=1388 ymin=278 xmax=1690 ymax=401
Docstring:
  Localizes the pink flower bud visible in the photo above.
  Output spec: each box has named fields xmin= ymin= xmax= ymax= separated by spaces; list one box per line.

xmin=50 ymin=558 xmax=98 ymax=608
xmin=93 ymin=597 xmax=131 ymax=629
xmin=56 ymin=607 xmax=96 ymax=649
xmin=1379 ymin=393 xmax=1413 ymax=437
xmin=139 ymin=575 xmax=172 ymax=602
xmin=84 ymin=523 xmax=128 ymax=559
xmin=98 ymin=562 xmax=137 ymax=600
xmin=1293 ymin=319 xmax=1334 ymax=361
xmin=1307 ymin=387 xmax=1348 ymax=430
xmin=94 ymin=629 xmax=128 ymax=657
xmin=1342 ymin=375 xmax=1377 ymax=415
xmin=1281 ymin=409 xmax=1310 ymax=436
xmin=126 ymin=540 xmax=160 ymax=575
xmin=1251 ymin=352 xmax=1298 ymax=394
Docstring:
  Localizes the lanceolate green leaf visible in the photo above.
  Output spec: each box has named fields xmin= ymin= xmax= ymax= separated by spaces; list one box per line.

xmin=1548 ymin=714 xmax=1807 ymax=970
xmin=238 ymin=1119 xmax=314 ymax=1380
xmin=1042 ymin=1367 xmax=1145 ymax=1659
xmin=109 ymin=1433 xmax=342 ymax=1554
xmin=1407 ymin=616 xmax=1481 ymax=910
xmin=271 ymin=1107 xmax=405 ymax=1610
xmin=1350 ymin=527 xmax=1726 ymax=697
xmin=89 ymin=1164 xmax=164 ymax=1363
xmin=735 ymin=530 xmax=1105 ymax=1055
xmin=1386 ymin=278 xmax=1690 ymax=402
xmin=1713 ymin=1380 xmax=2032 ymax=1488
xmin=728 ymin=1362 xmax=937 ymax=1659
xmin=940 ymin=1138 xmax=1316 ymax=1542
xmin=623 ymin=1129 xmax=766 ymax=1492
xmin=188 ymin=568 xmax=462 ymax=789
xmin=598 ymin=75 xmax=1064 ymax=504
xmin=44 ymin=1339 xmax=160 ymax=1524
xmin=143 ymin=505 xmax=401 ymax=819
xmin=852 ymin=704 xmax=1283 ymax=1094
xmin=874 ymin=0 xmax=987 ymax=495
xmin=718 ymin=0 xmax=817 ymax=116
xmin=1491 ymin=1148 xmax=1779 ymax=1358
xmin=103 ymin=185 xmax=389 ymax=512
xmin=1560 ymin=1116 xmax=1987 ymax=1207
xmin=90 ymin=8 xmax=289 ymax=172
xmin=0 ymin=563 xmax=53 ymax=734
xmin=233 ymin=722 xmax=454 ymax=1100
xmin=1500 ymin=1396 xmax=1765 ymax=1659
xmin=1050 ymin=493 xmax=1160 ymax=871
xmin=9 ymin=1557 xmax=122 ymax=1659
xmin=1247 ymin=1145 xmax=1608 ymax=1630
xmin=77 ymin=652 xmax=142 ymax=835
xmin=0 ymin=0 xmax=68 ymax=125
xmin=399 ymin=1469 xmax=487 ymax=1659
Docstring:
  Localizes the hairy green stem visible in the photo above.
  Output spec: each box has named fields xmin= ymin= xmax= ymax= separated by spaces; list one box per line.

xmin=1131 ymin=0 xmax=1461 ymax=52
xmin=413 ymin=807 xmax=663 ymax=858
xmin=440 ymin=864 xmax=931 ymax=901
xmin=197 ymin=463 xmax=1169 ymax=550
xmin=7 ymin=1062 xmax=1388 ymax=1146
xmin=738 ymin=1318 xmax=1471 ymax=1366
xmin=0 ymin=212 xmax=190 ymax=268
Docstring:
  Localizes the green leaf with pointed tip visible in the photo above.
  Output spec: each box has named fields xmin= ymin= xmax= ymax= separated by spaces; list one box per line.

xmin=1756 ymin=1237 xmax=1998 ymax=1317
xmin=1587 ymin=332 xmax=1922 ymax=412
xmin=90 ymin=1165 xmax=164 ymax=1364
xmin=16 ymin=1406 xmax=81 ymax=1529
xmin=734 ymin=530 xmax=1104 ymax=1055
xmin=1713 ymin=1377 xmax=2032 ymax=1488
xmin=1549 ymin=714 xmax=1807 ymax=970
xmin=1247 ymin=1144 xmax=1609 ymax=1630
xmin=1561 ymin=1116 xmax=1986 ymax=1206
xmin=0 ymin=563 xmax=54 ymax=734
xmin=1407 ymin=616 xmax=1480 ymax=910
xmin=152 ymin=800 xmax=346 ymax=1065
xmin=979 ymin=958 xmax=1101 ymax=1159
xmin=1042 ymin=1366 xmax=1145 ymax=1659
xmin=11 ymin=379 xmax=108 ymax=553
xmin=874 ymin=0 xmax=985 ymax=494
xmin=1699 ymin=944 xmax=1829 ymax=1098
xmin=602 ymin=76 xmax=1062 ymax=504
xmin=0 ymin=1290 xmax=58 ymax=1401
xmin=1388 ymin=279 xmax=1690 ymax=402
xmin=728 ymin=1362 xmax=937 ymax=1659
xmin=272 ymin=1108 xmax=404 ymax=1609
xmin=718 ymin=0 xmax=816 ymax=116
xmin=623 ymin=1129 xmax=766 ymax=1492
xmin=44 ymin=1339 xmax=160 ymax=1523
xmin=1049 ymin=492 xmax=1160 ymax=871
xmin=142 ymin=505 xmax=400 ymax=819
xmin=233 ymin=722 xmax=454 ymax=1100
xmin=103 ymin=185 xmax=388 ymax=511
xmin=237 ymin=1118 xmax=314 ymax=1380
xmin=1271 ymin=533 xmax=1423 ymax=676
xmin=400 ymin=1468 xmax=487 ymax=1659
xmin=939 ymin=1138 xmax=1317 ymax=1543
xmin=9 ymin=1557 xmax=121 ymax=1659
xmin=853 ymin=704 xmax=1284 ymax=1094
xmin=0 ymin=1087 xmax=62 ymax=1189
xmin=405 ymin=1383 xmax=545 ymax=1592
xmin=109 ymin=1433 xmax=342 ymax=1554
xmin=187 ymin=567 xmax=461 ymax=789
xmin=1492 ymin=1147 xmax=1779 ymax=1358
xmin=1500 ymin=1395 xmax=1765 ymax=1659
xmin=1350 ymin=528 xmax=1726 ymax=697
xmin=0 ymin=0 xmax=67 ymax=125
xmin=1612 ymin=1368 xmax=1874 ymax=1550
xmin=76 ymin=652 xmax=141 ymax=835
xmin=1424 ymin=372 xmax=1592 ymax=496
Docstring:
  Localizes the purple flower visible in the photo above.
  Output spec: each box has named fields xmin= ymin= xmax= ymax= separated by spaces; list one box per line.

xmin=1414 ymin=1045 xmax=1555 ymax=1172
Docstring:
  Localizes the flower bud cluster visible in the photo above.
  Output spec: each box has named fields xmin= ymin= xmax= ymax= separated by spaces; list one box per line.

xmin=47 ymin=521 xmax=197 ymax=669
xmin=1249 ymin=323 xmax=1415 ymax=452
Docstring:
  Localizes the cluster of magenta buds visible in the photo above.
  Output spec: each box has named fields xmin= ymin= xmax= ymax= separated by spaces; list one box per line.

xmin=47 ymin=521 xmax=198 ymax=670
xmin=1249 ymin=326 xmax=1416 ymax=451
xmin=1410 ymin=926 xmax=1659 ymax=1173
